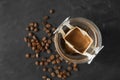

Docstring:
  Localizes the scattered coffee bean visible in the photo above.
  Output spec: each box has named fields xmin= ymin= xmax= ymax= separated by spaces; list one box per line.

xmin=66 ymin=72 xmax=70 ymax=76
xmin=25 ymin=53 xmax=31 ymax=58
xmin=42 ymin=21 xmax=47 ymax=26
xmin=45 ymin=29 xmax=50 ymax=33
xmin=48 ymin=32 xmax=51 ymax=37
xmin=39 ymin=61 xmax=44 ymax=66
xmin=29 ymin=22 xmax=34 ymax=26
xmin=44 ymin=62 xmax=48 ymax=66
xmin=45 ymin=43 xmax=49 ymax=47
xmin=31 ymin=54 xmax=36 ymax=58
xmin=55 ymin=70 xmax=59 ymax=74
xmin=43 ymin=67 xmax=47 ymax=72
xmin=30 ymin=26 xmax=34 ymax=31
xmin=52 ymin=60 xmax=56 ymax=64
xmin=48 ymin=68 xmax=52 ymax=72
xmin=43 ymin=16 xmax=49 ymax=20
xmin=49 ymin=9 xmax=55 ymax=14
xmin=35 ymin=53 xmax=39 ymax=58
xmin=32 ymin=35 xmax=37 ymax=40
xmin=46 ymin=78 xmax=51 ymax=80
xmin=45 ymin=23 xmax=51 ymax=28
xmin=67 ymin=66 xmax=72 ymax=71
xmin=50 ymin=55 xmax=55 ymax=61
xmin=42 ymin=75 xmax=47 ymax=79
xmin=42 ymin=37 xmax=46 ymax=41
xmin=47 ymin=49 xmax=51 ymax=54
xmin=34 ymin=28 xmax=39 ymax=32
xmin=35 ymin=61 xmax=39 ymax=66
xmin=56 ymin=59 xmax=61 ymax=64
xmin=32 ymin=46 xmax=36 ymax=51
xmin=47 ymin=39 xmax=51 ymax=44
xmin=73 ymin=67 xmax=78 ymax=71
xmin=27 ymin=42 xmax=32 ymax=47
xmin=51 ymin=72 xmax=55 ymax=77
xmin=24 ymin=37 xmax=28 ymax=42
xmin=33 ymin=22 xmax=38 ymax=27
xmin=57 ymin=74 xmax=62 ymax=78
xmin=26 ymin=27 xmax=30 ymax=31
xmin=28 ymin=32 xmax=33 ymax=37
xmin=52 ymin=27 xmax=56 ymax=31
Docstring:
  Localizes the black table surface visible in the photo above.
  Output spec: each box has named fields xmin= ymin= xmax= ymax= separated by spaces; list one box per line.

xmin=0 ymin=0 xmax=120 ymax=80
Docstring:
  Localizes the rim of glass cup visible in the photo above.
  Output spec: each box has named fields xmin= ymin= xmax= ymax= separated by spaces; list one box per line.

xmin=54 ymin=17 xmax=103 ymax=64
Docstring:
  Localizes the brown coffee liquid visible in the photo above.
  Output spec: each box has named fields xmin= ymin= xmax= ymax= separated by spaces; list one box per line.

xmin=65 ymin=28 xmax=92 ymax=53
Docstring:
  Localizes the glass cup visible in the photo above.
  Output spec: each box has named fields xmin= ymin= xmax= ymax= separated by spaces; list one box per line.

xmin=53 ymin=17 xmax=104 ymax=64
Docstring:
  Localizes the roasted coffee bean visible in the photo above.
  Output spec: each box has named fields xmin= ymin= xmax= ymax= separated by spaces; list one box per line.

xmin=43 ymin=27 xmax=47 ymax=31
xmin=24 ymin=37 xmax=28 ymax=42
xmin=51 ymin=72 xmax=55 ymax=77
xmin=45 ymin=23 xmax=51 ymax=28
xmin=42 ymin=75 xmax=47 ymax=79
xmin=42 ymin=37 xmax=46 ymax=41
xmin=62 ymin=74 xmax=67 ymax=79
xmin=33 ymin=22 xmax=38 ymax=27
xmin=30 ymin=26 xmax=34 ymax=31
xmin=55 ymin=54 xmax=59 ymax=58
xmin=47 ymin=59 xmax=51 ymax=63
xmin=73 ymin=67 xmax=78 ymax=71
xmin=49 ymin=9 xmax=55 ymax=14
xmin=52 ymin=27 xmax=56 ymax=31
xmin=28 ymin=32 xmax=33 ymax=37
xmin=34 ymin=28 xmax=39 ymax=32
xmin=56 ymin=59 xmax=61 ymax=64
xmin=48 ymin=32 xmax=51 ymax=37
xmin=35 ymin=53 xmax=39 ymax=58
xmin=31 ymin=54 xmax=36 ymax=58
xmin=35 ymin=49 xmax=40 ymax=53
xmin=26 ymin=27 xmax=30 ymax=31
xmin=53 ymin=65 xmax=58 ymax=70
xmin=55 ymin=70 xmax=59 ymax=74
xmin=58 ymin=66 xmax=61 ymax=69
xmin=42 ymin=21 xmax=47 ymax=26
xmin=45 ymin=29 xmax=50 ymax=33
xmin=47 ymin=49 xmax=51 ymax=54
xmin=47 ymin=39 xmax=51 ymax=44
xmin=46 ymin=78 xmax=51 ymax=80
xmin=35 ymin=61 xmax=39 ymax=66
xmin=44 ymin=62 xmax=48 ymax=66
xmin=25 ymin=53 xmax=31 ymax=58
xmin=57 ymin=74 xmax=62 ymax=78
xmin=43 ymin=16 xmax=49 ymax=20
xmin=73 ymin=64 xmax=77 ymax=68
xmin=44 ymin=40 xmax=47 ymax=43
xmin=45 ymin=43 xmax=49 ymax=47
xmin=41 ymin=57 xmax=46 ymax=61
xmin=32 ymin=42 xmax=36 ymax=47
xmin=66 ymin=72 xmax=71 ymax=76
xmin=29 ymin=22 xmax=34 ymax=26
xmin=48 ymin=68 xmax=52 ymax=72
xmin=45 ymin=46 xmax=48 ymax=50
xmin=27 ymin=42 xmax=32 ymax=47
xmin=52 ymin=60 xmax=56 ymax=64
xmin=32 ymin=46 xmax=36 ymax=51
xmin=32 ymin=35 xmax=37 ymax=39
xmin=41 ymin=48 xmax=45 ymax=52
xmin=39 ymin=61 xmax=44 ymax=66
xmin=67 ymin=66 xmax=72 ymax=71
xmin=43 ymin=67 xmax=47 ymax=72
xmin=41 ymin=41 xmax=45 ymax=46
xmin=50 ymin=55 xmax=55 ymax=61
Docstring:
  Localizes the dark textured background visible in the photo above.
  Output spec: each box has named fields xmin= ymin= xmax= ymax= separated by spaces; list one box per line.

xmin=0 ymin=0 xmax=120 ymax=80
